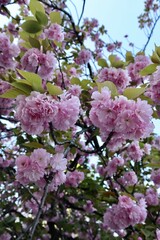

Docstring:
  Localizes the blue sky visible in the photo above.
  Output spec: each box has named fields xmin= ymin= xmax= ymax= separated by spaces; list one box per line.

xmin=68 ymin=0 xmax=160 ymax=54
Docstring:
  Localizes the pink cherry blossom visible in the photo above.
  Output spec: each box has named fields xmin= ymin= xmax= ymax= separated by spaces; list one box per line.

xmin=15 ymin=92 xmax=55 ymax=135
xmin=145 ymin=187 xmax=159 ymax=206
xmin=50 ymin=153 xmax=67 ymax=172
xmin=0 ymin=79 xmax=14 ymax=115
xmin=52 ymin=95 xmax=80 ymax=131
xmin=127 ymin=55 xmax=151 ymax=85
xmin=44 ymin=23 xmax=64 ymax=42
xmin=97 ymin=67 xmax=131 ymax=93
xmin=151 ymin=169 xmax=160 ymax=185
xmin=103 ymin=196 xmax=147 ymax=231
xmin=21 ymin=48 xmax=57 ymax=80
xmin=75 ymin=49 xmax=92 ymax=65
xmin=65 ymin=170 xmax=84 ymax=187
xmin=0 ymin=33 xmax=20 ymax=70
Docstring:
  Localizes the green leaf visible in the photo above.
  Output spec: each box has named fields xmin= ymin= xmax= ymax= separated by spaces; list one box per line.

xmin=21 ymin=20 xmax=42 ymax=34
xmin=49 ymin=11 xmax=62 ymax=24
xmin=147 ymin=163 xmax=160 ymax=168
xmin=97 ymin=81 xmax=118 ymax=97
xmin=0 ymin=88 xmax=27 ymax=98
xmin=35 ymin=11 xmax=48 ymax=26
xmin=29 ymin=36 xmax=40 ymax=49
xmin=81 ymin=79 xmax=91 ymax=90
xmin=71 ymin=77 xmax=81 ymax=85
xmin=150 ymin=51 xmax=160 ymax=64
xmin=125 ymin=51 xmax=134 ymax=62
xmin=155 ymin=45 xmax=160 ymax=57
xmin=11 ymin=82 xmax=32 ymax=94
xmin=23 ymin=142 xmax=44 ymax=149
xmin=46 ymin=83 xmax=63 ymax=95
xmin=17 ymin=69 xmax=44 ymax=93
xmin=29 ymin=0 xmax=45 ymax=15
xmin=98 ymin=58 xmax=108 ymax=67
xmin=54 ymin=40 xmax=62 ymax=48
xmin=123 ymin=87 xmax=146 ymax=99
xmin=109 ymin=54 xmax=124 ymax=68
xmin=140 ymin=64 xmax=158 ymax=76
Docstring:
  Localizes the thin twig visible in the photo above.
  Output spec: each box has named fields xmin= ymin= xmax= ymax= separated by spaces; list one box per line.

xmin=29 ymin=183 xmax=49 ymax=240
xmin=143 ymin=14 xmax=160 ymax=52
xmin=78 ymin=0 xmax=85 ymax=25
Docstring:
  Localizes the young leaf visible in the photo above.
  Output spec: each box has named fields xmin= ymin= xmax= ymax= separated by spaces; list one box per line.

xmin=35 ymin=11 xmax=48 ymax=26
xmin=17 ymin=69 xmax=44 ymax=93
xmin=71 ymin=77 xmax=81 ymax=85
xmin=123 ymin=87 xmax=146 ymax=99
xmin=11 ymin=82 xmax=32 ymax=95
xmin=0 ymin=88 xmax=27 ymax=98
xmin=109 ymin=54 xmax=124 ymax=68
xmin=29 ymin=36 xmax=40 ymax=49
xmin=23 ymin=142 xmax=44 ymax=149
xmin=97 ymin=81 xmax=118 ymax=97
xmin=46 ymin=83 xmax=63 ymax=95
xmin=49 ymin=11 xmax=62 ymax=24
xmin=98 ymin=58 xmax=108 ymax=67
xmin=140 ymin=64 xmax=158 ymax=76
xmin=21 ymin=20 xmax=42 ymax=34
xmin=125 ymin=51 xmax=134 ymax=62
xmin=29 ymin=0 xmax=45 ymax=15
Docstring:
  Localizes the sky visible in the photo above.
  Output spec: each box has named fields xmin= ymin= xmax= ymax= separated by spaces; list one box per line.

xmin=1 ymin=0 xmax=160 ymax=134
xmin=68 ymin=0 xmax=160 ymax=54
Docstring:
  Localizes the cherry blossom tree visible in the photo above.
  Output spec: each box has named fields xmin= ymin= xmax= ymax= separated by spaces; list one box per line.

xmin=0 ymin=0 xmax=160 ymax=239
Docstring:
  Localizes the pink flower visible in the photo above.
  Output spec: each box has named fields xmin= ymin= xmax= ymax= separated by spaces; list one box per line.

xmin=97 ymin=67 xmax=131 ymax=93
xmin=151 ymin=169 xmax=160 ymax=185
xmin=44 ymin=23 xmax=64 ymax=42
xmin=127 ymin=55 xmax=151 ymax=85
xmin=30 ymin=148 xmax=51 ymax=168
xmin=0 ymin=33 xmax=20 ymax=70
xmin=145 ymin=188 xmax=159 ymax=206
xmin=66 ymin=170 xmax=84 ymax=187
xmin=52 ymin=95 xmax=80 ymax=131
xmin=0 ymin=79 xmax=14 ymax=115
xmin=103 ymin=196 xmax=147 ymax=231
xmin=121 ymin=171 xmax=138 ymax=186
xmin=83 ymin=200 xmax=96 ymax=213
xmin=21 ymin=48 xmax=57 ymax=80
xmin=15 ymin=92 xmax=55 ymax=135
xmin=126 ymin=141 xmax=144 ymax=162
xmin=106 ymin=156 xmax=124 ymax=176
xmin=0 ymin=233 xmax=11 ymax=240
xmin=156 ymin=229 xmax=160 ymax=240
xmin=89 ymin=87 xmax=154 ymax=150
xmin=50 ymin=153 xmax=67 ymax=172
xmin=68 ymin=85 xmax=82 ymax=97
xmin=75 ymin=49 xmax=92 ymax=65
xmin=16 ymin=155 xmax=31 ymax=172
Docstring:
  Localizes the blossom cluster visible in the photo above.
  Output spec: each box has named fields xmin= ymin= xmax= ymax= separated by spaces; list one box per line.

xmin=103 ymin=195 xmax=147 ymax=232
xmin=75 ymin=49 xmax=92 ymax=65
xmin=15 ymin=91 xmax=80 ymax=135
xmin=0 ymin=79 xmax=14 ymax=115
xmin=16 ymin=148 xmax=67 ymax=190
xmin=0 ymin=33 xmax=20 ymax=70
xmin=127 ymin=55 xmax=151 ymax=85
xmin=97 ymin=67 xmax=131 ymax=93
xmin=147 ymin=66 xmax=160 ymax=105
xmin=21 ymin=48 xmax=57 ymax=81
xmin=89 ymin=87 xmax=154 ymax=150
xmin=44 ymin=23 xmax=64 ymax=42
